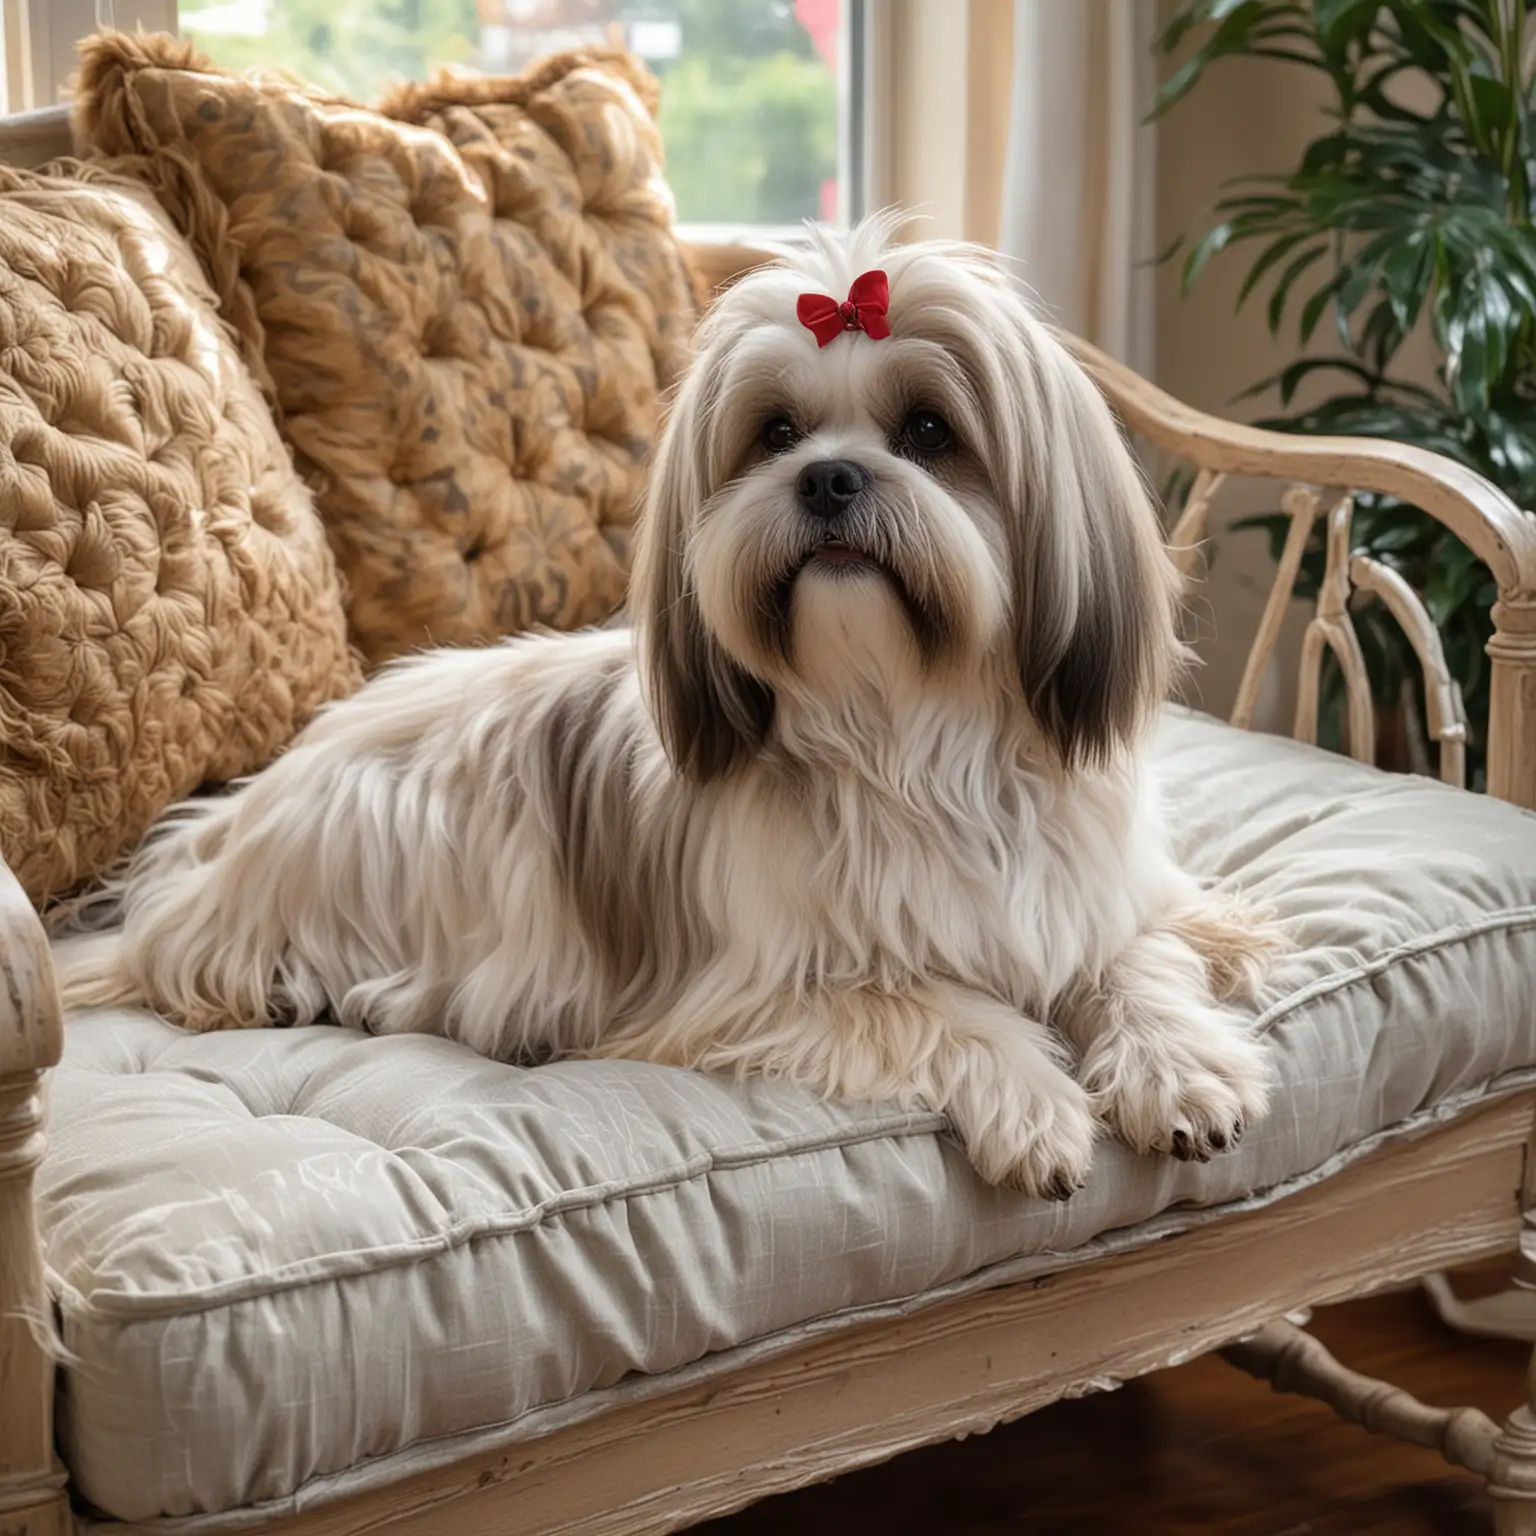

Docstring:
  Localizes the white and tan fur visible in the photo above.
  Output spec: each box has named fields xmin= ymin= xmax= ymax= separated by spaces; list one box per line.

xmin=56 ymin=219 xmax=1278 ymax=1198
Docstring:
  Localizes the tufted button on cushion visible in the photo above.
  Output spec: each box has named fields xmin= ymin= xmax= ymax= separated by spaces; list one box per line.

xmin=0 ymin=164 xmax=358 ymax=903
xmin=74 ymin=33 xmax=701 ymax=665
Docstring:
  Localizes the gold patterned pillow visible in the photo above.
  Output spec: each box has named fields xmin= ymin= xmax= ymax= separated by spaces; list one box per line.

xmin=0 ymin=163 xmax=358 ymax=902
xmin=75 ymin=32 xmax=700 ymax=664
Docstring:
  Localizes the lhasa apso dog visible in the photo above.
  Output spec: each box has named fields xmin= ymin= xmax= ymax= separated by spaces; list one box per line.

xmin=58 ymin=218 xmax=1278 ymax=1198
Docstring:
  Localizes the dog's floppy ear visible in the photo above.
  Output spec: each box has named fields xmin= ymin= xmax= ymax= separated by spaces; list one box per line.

xmin=631 ymin=364 xmax=774 ymax=781
xmin=1008 ymin=326 xmax=1182 ymax=768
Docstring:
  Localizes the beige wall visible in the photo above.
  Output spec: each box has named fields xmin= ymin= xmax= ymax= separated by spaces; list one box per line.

xmin=1153 ymin=39 xmax=1334 ymax=725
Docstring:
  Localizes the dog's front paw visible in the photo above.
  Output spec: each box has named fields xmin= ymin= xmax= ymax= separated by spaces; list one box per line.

xmin=1082 ymin=1009 xmax=1271 ymax=1163
xmin=949 ymin=1058 xmax=1098 ymax=1200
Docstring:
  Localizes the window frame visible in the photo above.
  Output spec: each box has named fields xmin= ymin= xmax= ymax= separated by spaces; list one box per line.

xmin=5 ymin=0 xmax=177 ymax=112
xmin=6 ymin=0 xmax=873 ymax=242
xmin=667 ymin=0 xmax=872 ymax=247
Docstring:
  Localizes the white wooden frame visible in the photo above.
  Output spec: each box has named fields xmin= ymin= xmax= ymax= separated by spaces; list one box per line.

xmin=7 ymin=166 xmax=1536 ymax=1536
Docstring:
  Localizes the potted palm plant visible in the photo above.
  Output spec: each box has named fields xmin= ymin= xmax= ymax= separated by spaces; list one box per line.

xmin=1158 ymin=0 xmax=1536 ymax=785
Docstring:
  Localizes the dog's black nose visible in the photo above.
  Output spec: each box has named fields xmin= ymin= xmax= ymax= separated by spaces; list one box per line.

xmin=796 ymin=459 xmax=867 ymax=520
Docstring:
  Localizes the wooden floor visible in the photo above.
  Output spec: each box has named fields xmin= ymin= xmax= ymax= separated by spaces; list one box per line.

xmin=697 ymin=1263 xmax=1530 ymax=1535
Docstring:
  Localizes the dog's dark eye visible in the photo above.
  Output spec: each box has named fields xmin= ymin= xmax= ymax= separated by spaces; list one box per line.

xmin=761 ymin=417 xmax=799 ymax=455
xmin=900 ymin=409 xmax=954 ymax=457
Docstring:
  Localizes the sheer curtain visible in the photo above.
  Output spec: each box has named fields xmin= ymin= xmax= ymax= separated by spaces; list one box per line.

xmin=998 ymin=0 xmax=1159 ymax=376
xmin=864 ymin=0 xmax=1016 ymax=246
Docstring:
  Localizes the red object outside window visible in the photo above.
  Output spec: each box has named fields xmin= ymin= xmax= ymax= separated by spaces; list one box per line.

xmin=795 ymin=0 xmax=841 ymax=221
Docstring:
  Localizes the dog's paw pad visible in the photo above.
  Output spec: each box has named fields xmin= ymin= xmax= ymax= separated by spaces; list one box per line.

xmin=956 ymin=1075 xmax=1098 ymax=1200
xmin=1085 ymin=1018 xmax=1270 ymax=1166
xmin=1164 ymin=1115 xmax=1224 ymax=1162
xmin=991 ymin=1141 xmax=1093 ymax=1200
xmin=1037 ymin=1170 xmax=1086 ymax=1202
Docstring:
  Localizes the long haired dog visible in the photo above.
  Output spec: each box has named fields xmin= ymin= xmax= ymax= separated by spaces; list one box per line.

xmin=59 ymin=220 xmax=1278 ymax=1198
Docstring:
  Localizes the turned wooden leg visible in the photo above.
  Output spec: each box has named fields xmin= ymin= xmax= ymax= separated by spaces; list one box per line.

xmin=1221 ymin=1320 xmax=1500 ymax=1473
xmin=1491 ymin=1349 xmax=1536 ymax=1534
xmin=1220 ymin=1316 xmax=1536 ymax=1532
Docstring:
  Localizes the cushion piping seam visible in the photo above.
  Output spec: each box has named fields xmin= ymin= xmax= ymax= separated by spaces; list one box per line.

xmin=55 ymin=905 xmax=1536 ymax=1319
xmin=1252 ymin=904 xmax=1536 ymax=1036
xmin=53 ymin=1109 xmax=949 ymax=1320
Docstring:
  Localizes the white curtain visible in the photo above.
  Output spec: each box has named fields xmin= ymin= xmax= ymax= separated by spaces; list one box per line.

xmin=999 ymin=0 xmax=1159 ymax=377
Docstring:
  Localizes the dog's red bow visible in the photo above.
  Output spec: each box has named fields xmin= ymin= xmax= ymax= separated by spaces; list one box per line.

xmin=796 ymin=269 xmax=891 ymax=346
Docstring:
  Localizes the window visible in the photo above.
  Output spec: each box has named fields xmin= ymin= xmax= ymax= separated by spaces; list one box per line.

xmin=3 ymin=1 xmax=179 ymax=117
xmin=176 ymin=0 xmax=866 ymax=236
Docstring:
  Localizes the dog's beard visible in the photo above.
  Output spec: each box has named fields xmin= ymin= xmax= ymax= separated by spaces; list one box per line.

xmin=691 ymin=470 xmax=1004 ymax=691
xmin=767 ymin=496 xmax=956 ymax=666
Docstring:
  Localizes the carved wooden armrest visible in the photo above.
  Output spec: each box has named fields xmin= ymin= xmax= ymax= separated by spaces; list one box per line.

xmin=1066 ymin=336 xmax=1536 ymax=810
xmin=0 ymin=857 xmax=69 ymax=1535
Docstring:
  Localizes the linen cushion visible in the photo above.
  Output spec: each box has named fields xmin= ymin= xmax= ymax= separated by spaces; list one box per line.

xmin=0 ymin=163 xmax=357 ymax=904
xmin=40 ymin=708 xmax=1536 ymax=1525
xmin=73 ymin=32 xmax=698 ymax=665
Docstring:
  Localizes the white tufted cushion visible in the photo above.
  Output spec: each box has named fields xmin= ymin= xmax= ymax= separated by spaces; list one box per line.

xmin=40 ymin=708 xmax=1536 ymax=1525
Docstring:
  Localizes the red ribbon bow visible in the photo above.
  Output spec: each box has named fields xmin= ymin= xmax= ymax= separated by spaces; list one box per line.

xmin=796 ymin=269 xmax=892 ymax=347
